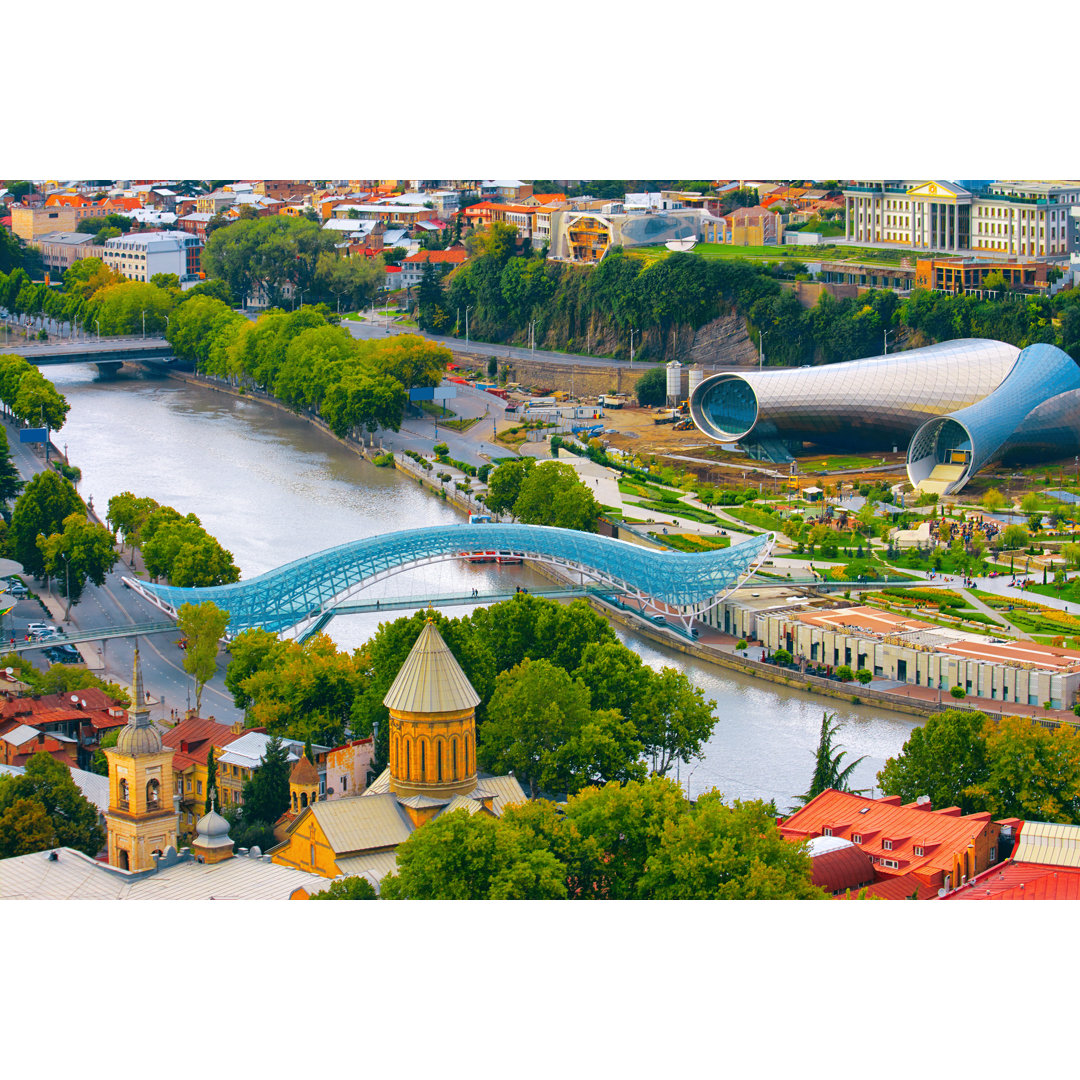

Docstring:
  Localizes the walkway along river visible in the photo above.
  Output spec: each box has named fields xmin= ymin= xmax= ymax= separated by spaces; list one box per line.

xmin=47 ymin=363 xmax=920 ymax=806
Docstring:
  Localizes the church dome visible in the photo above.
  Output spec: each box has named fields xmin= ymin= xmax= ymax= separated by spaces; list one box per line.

xmin=116 ymin=722 xmax=163 ymax=755
xmin=194 ymin=805 xmax=233 ymax=850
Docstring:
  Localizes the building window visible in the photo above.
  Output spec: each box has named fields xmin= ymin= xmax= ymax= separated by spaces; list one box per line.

xmin=880 ymin=858 xmax=899 ymax=869
xmin=197 ymin=780 xmax=203 ymax=796
xmin=914 ymin=845 xmax=924 ymax=857
xmin=341 ymin=775 xmax=347 ymax=792
xmin=822 ymin=827 xmax=833 ymax=837
xmin=883 ymin=839 xmax=893 ymax=850
xmin=309 ymin=844 xmax=315 ymax=865
xmin=852 ymin=834 xmax=862 ymax=844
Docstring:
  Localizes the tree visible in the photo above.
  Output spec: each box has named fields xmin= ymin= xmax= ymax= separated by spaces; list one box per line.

xmin=205 ymin=745 xmax=217 ymax=814
xmin=485 ymin=457 xmax=533 ymax=517
xmin=0 ymin=426 xmax=25 ymax=512
xmin=633 ymin=666 xmax=716 ymax=777
xmin=512 ymin=461 xmax=601 ymax=532
xmin=239 ymin=734 xmax=291 ymax=826
xmin=965 ymin=716 xmax=1080 ymax=824
xmin=33 ymin=664 xmax=129 ymax=706
xmin=225 ymin=628 xmax=291 ymax=709
xmin=380 ymin=808 xmax=567 ymax=900
xmin=0 ymin=751 xmax=104 ymax=856
xmin=876 ymin=709 xmax=989 ymax=814
xmin=792 ymin=712 xmax=867 ymax=808
xmin=479 ymin=658 xmax=645 ymax=797
xmin=983 ymin=488 xmax=1006 ymax=511
xmin=8 ymin=470 xmax=84 ymax=578
xmin=558 ymin=778 xmax=688 ymax=899
xmin=37 ymin=513 xmax=119 ymax=619
xmin=638 ymin=793 xmax=824 ymax=900
xmin=635 ymin=366 xmax=667 ymax=407
xmin=177 ymin=601 xmax=230 ymax=713
xmin=1001 ymin=523 xmax=1029 ymax=550
xmin=310 ymin=875 xmax=378 ymax=899
xmin=834 ymin=665 xmax=854 ymax=682
xmin=0 ymin=796 xmax=58 ymax=858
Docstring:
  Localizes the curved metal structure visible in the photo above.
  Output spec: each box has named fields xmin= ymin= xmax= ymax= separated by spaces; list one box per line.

xmin=690 ymin=338 xmax=1020 ymax=447
xmin=907 ymin=343 xmax=1080 ymax=494
xmin=124 ymin=524 xmax=775 ymax=636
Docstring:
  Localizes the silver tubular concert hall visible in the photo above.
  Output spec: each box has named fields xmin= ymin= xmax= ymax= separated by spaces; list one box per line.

xmin=690 ymin=338 xmax=1080 ymax=493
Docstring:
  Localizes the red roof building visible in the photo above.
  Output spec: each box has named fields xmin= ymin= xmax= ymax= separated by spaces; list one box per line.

xmin=782 ymin=790 xmax=1005 ymax=896
xmin=941 ymin=861 xmax=1080 ymax=900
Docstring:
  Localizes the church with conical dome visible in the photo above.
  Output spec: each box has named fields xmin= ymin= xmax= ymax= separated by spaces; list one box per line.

xmin=270 ymin=619 xmax=526 ymax=885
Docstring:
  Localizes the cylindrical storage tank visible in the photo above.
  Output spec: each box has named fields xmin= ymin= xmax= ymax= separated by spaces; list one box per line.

xmin=666 ymin=361 xmax=682 ymax=401
xmin=688 ymin=365 xmax=704 ymax=398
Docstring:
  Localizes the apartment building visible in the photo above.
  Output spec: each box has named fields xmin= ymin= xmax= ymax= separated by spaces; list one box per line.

xmin=102 ymin=231 xmax=202 ymax=283
xmin=845 ymin=180 xmax=1080 ymax=257
xmin=36 ymin=232 xmax=104 ymax=275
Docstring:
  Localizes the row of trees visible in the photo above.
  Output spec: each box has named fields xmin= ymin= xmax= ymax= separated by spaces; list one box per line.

xmin=8 ymin=472 xmax=117 ymax=613
xmin=165 ymin=299 xmax=447 ymax=439
xmin=878 ymin=709 xmax=1080 ymax=823
xmin=106 ymin=491 xmax=239 ymax=588
xmin=379 ymin=778 xmax=823 ymax=900
xmin=224 ymin=595 xmax=718 ymax=794
xmin=0 ymin=354 xmax=70 ymax=431
xmin=484 ymin=458 xmax=601 ymax=531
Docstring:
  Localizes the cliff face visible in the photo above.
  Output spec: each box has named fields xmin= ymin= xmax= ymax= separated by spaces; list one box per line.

xmin=535 ymin=311 xmax=758 ymax=367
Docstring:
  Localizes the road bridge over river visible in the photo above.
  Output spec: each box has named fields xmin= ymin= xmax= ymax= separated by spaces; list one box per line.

xmin=0 ymin=336 xmax=175 ymax=367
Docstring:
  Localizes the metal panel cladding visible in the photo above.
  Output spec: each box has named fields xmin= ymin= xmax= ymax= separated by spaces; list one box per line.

xmin=690 ymin=338 xmax=1020 ymax=447
xmin=907 ymin=343 xmax=1080 ymax=494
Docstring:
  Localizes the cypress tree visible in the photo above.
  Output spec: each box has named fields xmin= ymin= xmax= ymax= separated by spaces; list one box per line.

xmin=205 ymin=745 xmax=217 ymax=815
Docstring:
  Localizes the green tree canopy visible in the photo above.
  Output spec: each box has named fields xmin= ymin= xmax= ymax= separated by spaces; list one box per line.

xmin=239 ymin=734 xmax=291 ymax=827
xmin=791 ymin=711 xmax=867 ymax=808
xmin=0 ymin=752 xmax=104 ymax=856
xmin=876 ymin=709 xmax=989 ymax=815
xmin=37 ymin=512 xmax=119 ymax=618
xmin=310 ymin=875 xmax=379 ymax=899
xmin=512 ymin=461 xmax=601 ymax=532
xmin=178 ymin=600 xmax=230 ymax=714
xmin=9 ymin=470 xmax=84 ymax=578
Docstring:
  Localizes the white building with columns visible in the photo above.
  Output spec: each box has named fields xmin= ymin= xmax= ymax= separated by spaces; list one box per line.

xmin=845 ymin=180 xmax=1080 ymax=258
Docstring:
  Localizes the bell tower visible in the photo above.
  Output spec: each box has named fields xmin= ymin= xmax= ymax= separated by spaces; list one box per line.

xmin=104 ymin=647 xmax=177 ymax=871
xmin=288 ymin=754 xmax=320 ymax=814
xmin=383 ymin=618 xmax=480 ymax=803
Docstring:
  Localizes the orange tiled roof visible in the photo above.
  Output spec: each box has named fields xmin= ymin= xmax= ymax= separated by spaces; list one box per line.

xmin=782 ymin=789 xmax=993 ymax=880
xmin=45 ymin=194 xmax=88 ymax=207
xmin=837 ymin=872 xmax=940 ymax=900
xmin=402 ymin=249 xmax=468 ymax=265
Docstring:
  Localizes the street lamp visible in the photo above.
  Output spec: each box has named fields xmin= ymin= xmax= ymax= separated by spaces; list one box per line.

xmin=141 ymin=309 xmax=146 ymax=339
xmin=629 ymin=328 xmax=638 ymax=364
xmin=759 ymin=329 xmax=769 ymax=370
xmin=465 ymin=306 xmax=472 ymax=348
xmin=95 ymin=320 xmax=100 ymax=342
xmin=883 ymin=327 xmax=897 ymax=354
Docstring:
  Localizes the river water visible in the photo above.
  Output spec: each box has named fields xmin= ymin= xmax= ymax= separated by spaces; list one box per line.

xmin=48 ymin=364 xmax=920 ymax=806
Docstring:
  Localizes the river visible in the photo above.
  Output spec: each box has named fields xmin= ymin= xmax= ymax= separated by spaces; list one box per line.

xmin=47 ymin=363 xmax=920 ymax=806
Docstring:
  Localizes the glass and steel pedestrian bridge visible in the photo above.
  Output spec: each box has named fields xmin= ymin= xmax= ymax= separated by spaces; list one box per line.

xmin=123 ymin=523 xmax=776 ymax=637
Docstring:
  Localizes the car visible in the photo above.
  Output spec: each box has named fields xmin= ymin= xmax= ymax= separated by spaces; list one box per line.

xmin=25 ymin=622 xmax=56 ymax=636
xmin=46 ymin=645 xmax=82 ymax=663
xmin=651 ymin=614 xmax=667 ymax=625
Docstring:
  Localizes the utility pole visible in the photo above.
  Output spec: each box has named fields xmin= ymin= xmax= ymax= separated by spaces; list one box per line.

xmin=629 ymin=328 xmax=638 ymax=364
xmin=759 ymin=329 xmax=768 ymax=370
xmin=466 ymin=306 xmax=472 ymax=349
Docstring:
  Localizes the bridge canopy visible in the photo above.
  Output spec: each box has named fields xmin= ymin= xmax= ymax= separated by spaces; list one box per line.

xmin=125 ymin=523 xmax=774 ymax=635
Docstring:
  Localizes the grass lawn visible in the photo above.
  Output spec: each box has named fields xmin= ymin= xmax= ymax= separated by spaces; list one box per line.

xmin=441 ymin=416 xmax=480 ymax=433
xmin=649 ymin=532 xmax=730 ymax=552
xmin=801 ymin=455 xmax=884 ymax=471
xmin=624 ymin=499 xmax=722 ymax=524
xmin=628 ymin=242 xmax=930 ymax=268
xmin=421 ymin=401 xmax=456 ymax=419
xmin=618 ymin=478 xmax=684 ymax=503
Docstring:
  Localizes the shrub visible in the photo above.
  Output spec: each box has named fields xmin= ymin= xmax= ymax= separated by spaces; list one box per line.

xmin=834 ymin=665 xmax=854 ymax=683
xmin=855 ymin=668 xmax=873 ymax=685
xmin=735 ymin=639 xmax=748 ymax=651
xmin=773 ymin=648 xmax=792 ymax=666
xmin=372 ymin=452 xmax=394 ymax=467
xmin=950 ymin=686 xmax=966 ymax=699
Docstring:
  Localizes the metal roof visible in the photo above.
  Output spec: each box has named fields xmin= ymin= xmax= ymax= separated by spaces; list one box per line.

xmin=1013 ymin=821 xmax=1080 ymax=868
xmin=335 ymin=850 xmax=398 ymax=891
xmin=0 ymin=847 xmax=324 ymax=900
xmin=383 ymin=620 xmax=480 ymax=715
xmin=306 ymin=795 xmax=414 ymax=855
xmin=2 ymin=724 xmax=50 ymax=745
